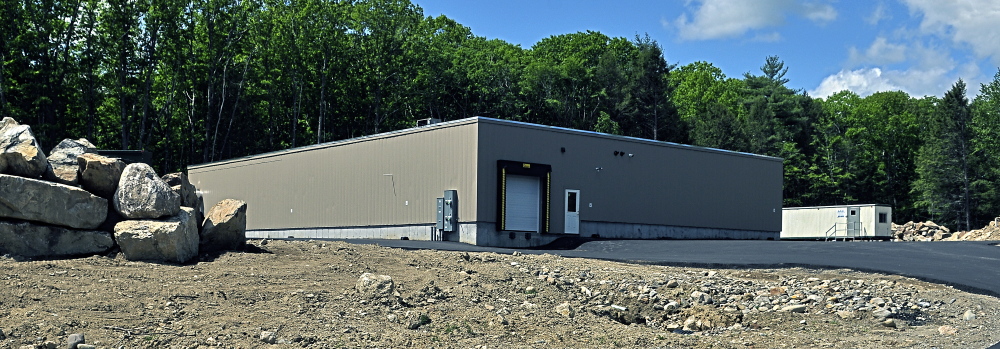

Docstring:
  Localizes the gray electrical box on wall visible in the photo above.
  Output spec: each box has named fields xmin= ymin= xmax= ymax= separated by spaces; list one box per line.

xmin=443 ymin=190 xmax=458 ymax=232
xmin=436 ymin=198 xmax=444 ymax=230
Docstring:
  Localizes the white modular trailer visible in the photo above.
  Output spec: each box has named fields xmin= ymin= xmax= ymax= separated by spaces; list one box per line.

xmin=781 ymin=205 xmax=892 ymax=240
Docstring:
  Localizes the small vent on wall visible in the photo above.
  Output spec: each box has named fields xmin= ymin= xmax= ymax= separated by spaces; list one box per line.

xmin=416 ymin=118 xmax=441 ymax=127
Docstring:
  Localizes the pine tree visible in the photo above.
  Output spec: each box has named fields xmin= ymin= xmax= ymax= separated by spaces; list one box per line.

xmin=914 ymin=80 xmax=974 ymax=230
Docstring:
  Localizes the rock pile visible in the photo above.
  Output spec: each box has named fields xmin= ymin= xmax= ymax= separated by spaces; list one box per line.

xmin=893 ymin=219 xmax=1000 ymax=241
xmin=523 ymin=264 xmax=969 ymax=335
xmin=0 ymin=117 xmax=248 ymax=263
xmin=891 ymin=221 xmax=951 ymax=241
xmin=944 ymin=218 xmax=1000 ymax=241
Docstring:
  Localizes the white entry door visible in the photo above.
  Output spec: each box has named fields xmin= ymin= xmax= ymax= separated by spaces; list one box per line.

xmin=505 ymin=175 xmax=541 ymax=232
xmin=564 ymin=189 xmax=580 ymax=234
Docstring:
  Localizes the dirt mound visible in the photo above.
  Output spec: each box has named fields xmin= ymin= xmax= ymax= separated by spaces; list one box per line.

xmin=1 ymin=240 xmax=998 ymax=348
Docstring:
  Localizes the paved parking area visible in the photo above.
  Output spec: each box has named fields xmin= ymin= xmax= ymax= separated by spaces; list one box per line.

xmin=340 ymin=239 xmax=1000 ymax=297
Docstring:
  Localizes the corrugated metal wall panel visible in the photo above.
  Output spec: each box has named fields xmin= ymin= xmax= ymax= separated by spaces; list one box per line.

xmin=190 ymin=121 xmax=479 ymax=230
xmin=476 ymin=120 xmax=782 ymax=233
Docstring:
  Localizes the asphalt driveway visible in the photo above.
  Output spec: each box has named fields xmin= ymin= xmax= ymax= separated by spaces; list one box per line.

xmin=339 ymin=239 xmax=1000 ymax=297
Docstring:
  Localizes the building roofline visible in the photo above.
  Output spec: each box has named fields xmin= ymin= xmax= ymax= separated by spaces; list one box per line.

xmin=189 ymin=117 xmax=478 ymax=171
xmin=475 ymin=117 xmax=783 ymax=162
xmin=190 ymin=116 xmax=782 ymax=171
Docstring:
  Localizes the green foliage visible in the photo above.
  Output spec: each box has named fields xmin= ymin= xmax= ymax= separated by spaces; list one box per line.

xmin=971 ymin=70 xmax=1000 ymax=222
xmin=914 ymin=81 xmax=975 ymax=230
xmin=594 ymin=111 xmax=622 ymax=135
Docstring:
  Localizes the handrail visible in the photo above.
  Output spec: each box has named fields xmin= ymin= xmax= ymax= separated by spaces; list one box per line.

xmin=824 ymin=223 xmax=840 ymax=241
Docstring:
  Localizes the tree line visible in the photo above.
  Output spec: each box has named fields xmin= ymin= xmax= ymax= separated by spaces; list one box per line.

xmin=3 ymin=0 xmax=1000 ymax=230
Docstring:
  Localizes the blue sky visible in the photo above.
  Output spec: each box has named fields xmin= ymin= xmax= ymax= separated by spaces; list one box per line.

xmin=415 ymin=0 xmax=1000 ymax=99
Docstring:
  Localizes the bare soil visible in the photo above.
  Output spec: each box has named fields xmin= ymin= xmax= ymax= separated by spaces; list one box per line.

xmin=1 ymin=239 xmax=998 ymax=348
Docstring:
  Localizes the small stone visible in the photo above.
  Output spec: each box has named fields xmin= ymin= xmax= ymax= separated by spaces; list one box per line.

xmin=408 ymin=314 xmax=432 ymax=330
xmin=554 ymin=302 xmax=575 ymax=318
xmin=664 ymin=301 xmax=679 ymax=311
xmin=355 ymin=273 xmax=394 ymax=299
xmin=938 ymin=325 xmax=958 ymax=335
xmin=665 ymin=279 xmax=679 ymax=288
xmin=870 ymin=297 xmax=886 ymax=306
xmin=43 ymin=341 xmax=57 ymax=349
xmin=872 ymin=308 xmax=892 ymax=319
xmin=525 ymin=286 xmax=536 ymax=293
xmin=881 ymin=319 xmax=896 ymax=328
xmin=963 ymin=310 xmax=977 ymax=321
xmin=0 ymin=327 xmax=5 ymax=340
xmin=77 ymin=345 xmax=96 ymax=349
xmin=682 ymin=318 xmax=699 ymax=331
xmin=836 ymin=310 xmax=855 ymax=319
xmin=67 ymin=333 xmax=85 ymax=348
xmin=780 ymin=304 xmax=807 ymax=313
xmin=690 ymin=291 xmax=712 ymax=304
xmin=260 ymin=331 xmax=277 ymax=344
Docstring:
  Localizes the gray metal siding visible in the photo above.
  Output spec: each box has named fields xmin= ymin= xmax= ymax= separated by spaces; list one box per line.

xmin=190 ymin=121 xmax=479 ymax=230
xmin=476 ymin=119 xmax=783 ymax=234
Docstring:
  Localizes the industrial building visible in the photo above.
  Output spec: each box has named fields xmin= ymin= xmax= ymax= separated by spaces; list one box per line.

xmin=781 ymin=205 xmax=893 ymax=240
xmin=189 ymin=117 xmax=784 ymax=247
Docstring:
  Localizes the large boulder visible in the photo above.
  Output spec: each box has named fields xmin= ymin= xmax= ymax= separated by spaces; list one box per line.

xmin=0 ymin=117 xmax=16 ymax=131
xmin=162 ymin=172 xmax=198 ymax=208
xmin=0 ymin=120 xmax=48 ymax=178
xmin=200 ymin=199 xmax=247 ymax=252
xmin=114 ymin=163 xmax=180 ymax=219
xmin=97 ymin=200 xmax=125 ymax=233
xmin=0 ymin=174 xmax=108 ymax=229
xmin=0 ymin=220 xmax=114 ymax=258
xmin=114 ymin=207 xmax=199 ymax=263
xmin=43 ymin=138 xmax=97 ymax=185
xmin=77 ymin=153 xmax=126 ymax=198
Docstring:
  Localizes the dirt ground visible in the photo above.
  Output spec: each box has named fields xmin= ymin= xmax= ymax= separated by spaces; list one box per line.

xmin=1 ymin=239 xmax=998 ymax=349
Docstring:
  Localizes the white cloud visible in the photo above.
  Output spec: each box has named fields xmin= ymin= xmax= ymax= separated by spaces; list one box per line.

xmin=673 ymin=0 xmax=837 ymax=40
xmin=810 ymin=68 xmax=901 ymax=98
xmin=847 ymin=37 xmax=907 ymax=65
xmin=901 ymin=0 xmax=1000 ymax=65
xmin=751 ymin=32 xmax=783 ymax=43
xmin=809 ymin=66 xmax=963 ymax=98
xmin=865 ymin=2 xmax=888 ymax=25
xmin=800 ymin=2 xmax=837 ymax=22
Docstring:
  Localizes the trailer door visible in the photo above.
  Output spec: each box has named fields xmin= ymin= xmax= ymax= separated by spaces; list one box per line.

xmin=847 ymin=206 xmax=861 ymax=237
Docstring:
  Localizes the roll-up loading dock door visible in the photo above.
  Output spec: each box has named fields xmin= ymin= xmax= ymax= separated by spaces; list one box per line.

xmin=504 ymin=175 xmax=541 ymax=232
xmin=497 ymin=160 xmax=551 ymax=234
